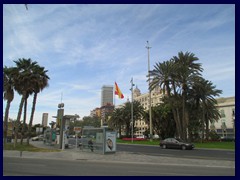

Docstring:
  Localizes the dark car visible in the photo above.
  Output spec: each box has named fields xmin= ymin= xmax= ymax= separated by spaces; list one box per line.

xmin=160 ymin=138 xmax=194 ymax=150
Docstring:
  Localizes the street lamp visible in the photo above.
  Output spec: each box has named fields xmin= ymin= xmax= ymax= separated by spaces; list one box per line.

xmin=57 ymin=103 xmax=65 ymax=150
xmin=130 ymin=78 xmax=135 ymax=143
xmin=146 ymin=41 xmax=153 ymax=142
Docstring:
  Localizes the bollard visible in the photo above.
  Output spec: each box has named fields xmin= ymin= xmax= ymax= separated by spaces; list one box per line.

xmin=20 ymin=151 xmax=22 ymax=157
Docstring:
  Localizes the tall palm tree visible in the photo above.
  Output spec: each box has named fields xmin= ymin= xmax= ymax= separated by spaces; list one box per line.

xmin=149 ymin=60 xmax=176 ymax=96
xmin=149 ymin=52 xmax=203 ymax=141
xmin=149 ymin=60 xmax=182 ymax=138
xmin=109 ymin=108 xmax=124 ymax=137
xmin=145 ymin=103 xmax=175 ymax=140
xmin=189 ymin=76 xmax=222 ymax=141
xmin=3 ymin=66 xmax=15 ymax=144
xmin=27 ymin=65 xmax=49 ymax=145
xmin=13 ymin=58 xmax=38 ymax=147
xmin=110 ymin=101 xmax=144 ymax=137
xmin=171 ymin=51 xmax=203 ymax=141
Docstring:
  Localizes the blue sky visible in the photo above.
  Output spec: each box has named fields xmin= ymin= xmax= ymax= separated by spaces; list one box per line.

xmin=3 ymin=4 xmax=235 ymax=125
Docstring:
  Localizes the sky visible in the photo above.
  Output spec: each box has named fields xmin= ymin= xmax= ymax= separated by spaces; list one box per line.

xmin=3 ymin=4 xmax=235 ymax=125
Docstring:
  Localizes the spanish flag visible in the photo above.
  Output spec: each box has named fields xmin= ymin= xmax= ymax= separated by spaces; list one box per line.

xmin=115 ymin=82 xmax=124 ymax=99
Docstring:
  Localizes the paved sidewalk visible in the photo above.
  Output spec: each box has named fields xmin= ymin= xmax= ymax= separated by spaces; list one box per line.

xmin=3 ymin=141 xmax=235 ymax=169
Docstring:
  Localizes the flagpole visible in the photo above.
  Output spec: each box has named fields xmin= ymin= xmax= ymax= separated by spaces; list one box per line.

xmin=113 ymin=82 xmax=115 ymax=107
xmin=130 ymin=78 xmax=135 ymax=143
xmin=146 ymin=41 xmax=153 ymax=142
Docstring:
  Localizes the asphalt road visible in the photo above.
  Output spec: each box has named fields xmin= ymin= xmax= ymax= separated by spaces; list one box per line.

xmin=67 ymin=138 xmax=235 ymax=161
xmin=116 ymin=144 xmax=235 ymax=161
xmin=3 ymin=157 xmax=235 ymax=176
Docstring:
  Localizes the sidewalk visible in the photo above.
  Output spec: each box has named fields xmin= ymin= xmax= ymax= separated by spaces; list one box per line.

xmin=3 ymin=141 xmax=235 ymax=169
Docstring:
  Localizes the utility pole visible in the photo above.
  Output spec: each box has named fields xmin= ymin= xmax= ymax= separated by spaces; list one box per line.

xmin=130 ymin=78 xmax=135 ymax=143
xmin=58 ymin=103 xmax=64 ymax=149
xmin=146 ymin=41 xmax=153 ymax=142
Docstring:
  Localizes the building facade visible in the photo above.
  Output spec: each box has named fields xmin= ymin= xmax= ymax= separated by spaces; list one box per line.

xmin=101 ymin=85 xmax=113 ymax=106
xmin=211 ymin=96 xmax=235 ymax=139
xmin=132 ymin=86 xmax=164 ymax=136
xmin=42 ymin=113 xmax=48 ymax=127
xmin=128 ymin=86 xmax=235 ymax=140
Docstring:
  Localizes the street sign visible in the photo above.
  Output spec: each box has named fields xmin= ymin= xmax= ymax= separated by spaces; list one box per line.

xmin=74 ymin=127 xmax=81 ymax=132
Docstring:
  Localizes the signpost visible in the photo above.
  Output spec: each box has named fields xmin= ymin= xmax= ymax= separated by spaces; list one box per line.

xmin=74 ymin=127 xmax=81 ymax=149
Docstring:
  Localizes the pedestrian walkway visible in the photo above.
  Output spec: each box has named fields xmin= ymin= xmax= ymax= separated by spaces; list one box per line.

xmin=3 ymin=141 xmax=235 ymax=169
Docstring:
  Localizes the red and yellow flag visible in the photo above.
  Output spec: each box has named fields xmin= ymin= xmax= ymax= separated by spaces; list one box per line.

xmin=115 ymin=82 xmax=124 ymax=99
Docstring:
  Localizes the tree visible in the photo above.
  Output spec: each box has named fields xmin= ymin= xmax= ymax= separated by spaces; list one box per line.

xmin=81 ymin=116 xmax=101 ymax=128
xmin=12 ymin=58 xmax=39 ymax=147
xmin=145 ymin=103 xmax=175 ymax=140
xmin=109 ymin=108 xmax=124 ymax=137
xmin=109 ymin=101 xmax=144 ymax=137
xmin=149 ymin=51 xmax=221 ymax=142
xmin=149 ymin=59 xmax=183 ymax=138
xmin=27 ymin=65 xmax=49 ymax=145
xmin=172 ymin=51 xmax=203 ymax=141
xmin=189 ymin=77 xmax=222 ymax=141
xmin=3 ymin=66 xmax=15 ymax=144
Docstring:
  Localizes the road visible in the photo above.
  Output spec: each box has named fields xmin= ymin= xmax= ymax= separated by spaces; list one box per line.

xmin=3 ymin=157 xmax=234 ymax=176
xmin=116 ymin=144 xmax=235 ymax=161
xmin=68 ymin=138 xmax=235 ymax=161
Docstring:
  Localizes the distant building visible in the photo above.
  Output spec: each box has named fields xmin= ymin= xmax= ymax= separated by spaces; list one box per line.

xmin=114 ymin=85 xmax=164 ymax=137
xmin=212 ymin=96 xmax=235 ymax=139
xmin=101 ymin=103 xmax=114 ymax=124
xmin=101 ymin=85 xmax=113 ymax=106
xmin=42 ymin=113 xmax=48 ymax=127
xmin=90 ymin=108 xmax=101 ymax=118
xmin=133 ymin=86 xmax=164 ymax=136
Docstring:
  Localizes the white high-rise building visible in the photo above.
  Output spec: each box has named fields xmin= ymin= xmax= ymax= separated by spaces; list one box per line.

xmin=101 ymin=85 xmax=113 ymax=106
xmin=42 ymin=113 xmax=48 ymax=127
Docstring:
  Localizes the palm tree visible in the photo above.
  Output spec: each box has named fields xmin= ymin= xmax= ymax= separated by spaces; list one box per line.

xmin=149 ymin=60 xmax=175 ymax=96
xmin=27 ymin=65 xmax=49 ymax=145
xmin=171 ymin=51 xmax=203 ymax=141
xmin=145 ymin=103 xmax=175 ymax=140
xmin=109 ymin=108 xmax=124 ymax=137
xmin=149 ymin=52 xmax=203 ymax=141
xmin=3 ymin=66 xmax=15 ymax=144
xmin=149 ymin=59 xmax=182 ymax=139
xmin=110 ymin=101 xmax=144 ymax=137
xmin=13 ymin=58 xmax=38 ymax=147
xmin=188 ymin=76 xmax=222 ymax=141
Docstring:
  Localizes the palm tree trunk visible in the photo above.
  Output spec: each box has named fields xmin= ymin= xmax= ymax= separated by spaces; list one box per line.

xmin=21 ymin=98 xmax=27 ymax=144
xmin=182 ymin=85 xmax=187 ymax=142
xmin=201 ymin=100 xmax=206 ymax=143
xmin=14 ymin=95 xmax=25 ymax=148
xmin=172 ymin=109 xmax=180 ymax=138
xmin=118 ymin=125 xmax=122 ymax=138
xmin=27 ymin=92 xmax=38 ymax=145
xmin=3 ymin=100 xmax=11 ymax=144
xmin=205 ymin=118 xmax=209 ymax=140
xmin=176 ymin=107 xmax=183 ymax=139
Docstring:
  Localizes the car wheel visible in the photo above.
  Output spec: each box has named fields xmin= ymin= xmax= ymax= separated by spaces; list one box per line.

xmin=181 ymin=145 xmax=186 ymax=150
xmin=162 ymin=144 xmax=167 ymax=149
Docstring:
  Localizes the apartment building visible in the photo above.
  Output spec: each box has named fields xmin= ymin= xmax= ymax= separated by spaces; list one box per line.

xmin=133 ymin=86 xmax=164 ymax=136
xmin=212 ymin=96 xmax=235 ymax=139
xmin=42 ymin=113 xmax=48 ymax=127
xmin=101 ymin=85 xmax=113 ymax=106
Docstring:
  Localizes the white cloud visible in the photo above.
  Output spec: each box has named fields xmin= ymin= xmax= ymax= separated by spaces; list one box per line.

xmin=3 ymin=4 xmax=235 ymax=125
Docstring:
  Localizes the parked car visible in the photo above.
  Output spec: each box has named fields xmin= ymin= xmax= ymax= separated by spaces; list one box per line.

xmin=32 ymin=135 xmax=44 ymax=141
xmin=160 ymin=138 xmax=194 ymax=150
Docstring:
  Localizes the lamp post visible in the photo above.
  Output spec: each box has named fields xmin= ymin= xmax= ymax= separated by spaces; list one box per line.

xmin=58 ymin=103 xmax=64 ymax=149
xmin=130 ymin=78 xmax=135 ymax=143
xmin=146 ymin=41 xmax=153 ymax=142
